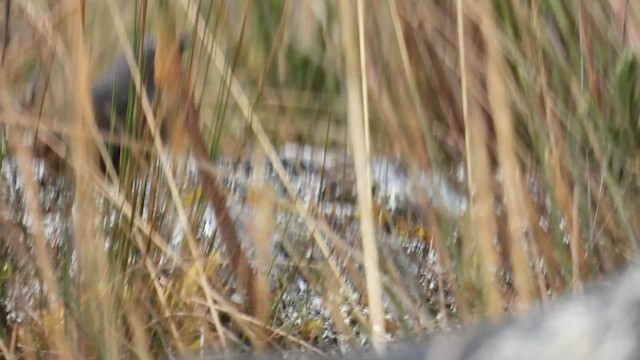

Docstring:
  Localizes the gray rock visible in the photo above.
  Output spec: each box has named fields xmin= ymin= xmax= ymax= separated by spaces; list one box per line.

xmin=424 ymin=268 xmax=640 ymax=360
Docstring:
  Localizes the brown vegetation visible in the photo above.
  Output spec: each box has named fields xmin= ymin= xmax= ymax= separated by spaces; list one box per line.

xmin=0 ymin=0 xmax=639 ymax=358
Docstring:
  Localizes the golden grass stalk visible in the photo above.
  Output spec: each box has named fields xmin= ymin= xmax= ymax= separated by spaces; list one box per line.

xmin=481 ymin=1 xmax=536 ymax=311
xmin=68 ymin=1 xmax=122 ymax=358
xmin=337 ymin=0 xmax=385 ymax=354
xmin=458 ymin=0 xmax=504 ymax=319
xmin=247 ymin=152 xmax=275 ymax=350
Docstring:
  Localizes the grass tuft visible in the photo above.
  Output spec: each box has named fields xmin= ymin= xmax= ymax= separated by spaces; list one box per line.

xmin=0 ymin=0 xmax=639 ymax=357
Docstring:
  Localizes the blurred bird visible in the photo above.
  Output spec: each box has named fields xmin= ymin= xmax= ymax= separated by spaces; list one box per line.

xmin=91 ymin=38 xmax=159 ymax=137
xmin=92 ymin=37 xmax=169 ymax=172
xmin=33 ymin=36 xmax=186 ymax=176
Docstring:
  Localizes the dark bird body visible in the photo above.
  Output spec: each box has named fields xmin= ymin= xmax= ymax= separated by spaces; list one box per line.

xmin=34 ymin=37 xmax=185 ymax=174
xmin=91 ymin=38 xmax=159 ymax=171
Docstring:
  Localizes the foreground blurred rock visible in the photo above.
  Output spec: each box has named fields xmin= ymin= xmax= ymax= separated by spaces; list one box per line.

xmin=421 ymin=268 xmax=640 ymax=360
xmin=191 ymin=267 xmax=640 ymax=359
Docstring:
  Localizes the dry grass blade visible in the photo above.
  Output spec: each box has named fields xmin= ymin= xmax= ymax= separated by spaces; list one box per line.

xmin=458 ymin=0 xmax=505 ymax=318
xmin=67 ymin=2 xmax=123 ymax=359
xmin=337 ymin=0 xmax=385 ymax=354
xmin=247 ymin=150 xmax=275 ymax=350
xmin=482 ymin=1 xmax=536 ymax=311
